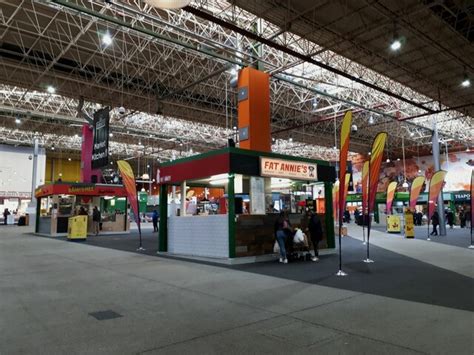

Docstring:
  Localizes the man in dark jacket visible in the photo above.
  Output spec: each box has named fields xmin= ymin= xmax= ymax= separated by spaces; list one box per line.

xmin=92 ymin=206 xmax=101 ymax=236
xmin=307 ymin=212 xmax=323 ymax=262
xmin=152 ymin=209 xmax=159 ymax=232
xmin=446 ymin=210 xmax=454 ymax=229
xmin=3 ymin=208 xmax=10 ymax=225
xmin=430 ymin=211 xmax=439 ymax=236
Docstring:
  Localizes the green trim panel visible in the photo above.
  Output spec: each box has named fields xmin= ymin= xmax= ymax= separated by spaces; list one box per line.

xmin=158 ymin=185 xmax=168 ymax=252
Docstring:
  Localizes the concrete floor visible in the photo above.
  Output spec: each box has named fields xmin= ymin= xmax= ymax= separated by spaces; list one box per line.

xmin=0 ymin=224 xmax=473 ymax=354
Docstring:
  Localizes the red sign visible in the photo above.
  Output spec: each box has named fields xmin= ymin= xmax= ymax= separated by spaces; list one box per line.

xmin=158 ymin=153 xmax=230 ymax=184
xmin=35 ymin=183 xmax=127 ymax=198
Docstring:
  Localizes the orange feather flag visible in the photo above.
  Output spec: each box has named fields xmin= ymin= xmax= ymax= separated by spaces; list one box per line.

xmin=338 ymin=111 xmax=352 ymax=221
xmin=368 ymin=132 xmax=387 ymax=212
xmin=361 ymin=161 xmax=369 ymax=214
xmin=386 ymin=181 xmax=397 ymax=215
xmin=117 ymin=160 xmax=140 ymax=228
xmin=409 ymin=176 xmax=425 ymax=210
xmin=428 ymin=170 xmax=447 ymax=219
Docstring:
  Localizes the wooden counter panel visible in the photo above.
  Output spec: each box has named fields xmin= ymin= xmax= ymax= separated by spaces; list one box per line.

xmin=235 ymin=213 xmax=328 ymax=257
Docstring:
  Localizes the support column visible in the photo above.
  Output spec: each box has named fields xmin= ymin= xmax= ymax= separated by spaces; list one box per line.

xmin=158 ymin=184 xmax=168 ymax=252
xmin=228 ymin=174 xmax=236 ymax=258
xmin=432 ymin=122 xmax=446 ymax=235
xmin=180 ymin=181 xmax=187 ymax=216
xmin=324 ymin=181 xmax=335 ymax=248
xmin=27 ymin=138 xmax=39 ymax=229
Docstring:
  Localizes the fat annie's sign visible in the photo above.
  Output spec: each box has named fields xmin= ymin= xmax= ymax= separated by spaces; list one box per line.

xmin=92 ymin=107 xmax=110 ymax=169
xmin=260 ymin=157 xmax=317 ymax=180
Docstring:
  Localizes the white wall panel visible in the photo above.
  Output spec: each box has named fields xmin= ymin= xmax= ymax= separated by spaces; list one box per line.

xmin=168 ymin=215 xmax=228 ymax=258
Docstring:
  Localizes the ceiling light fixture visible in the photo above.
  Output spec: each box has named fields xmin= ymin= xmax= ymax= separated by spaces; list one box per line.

xmin=461 ymin=77 xmax=471 ymax=88
xmin=46 ymin=86 xmax=56 ymax=94
xmin=102 ymin=32 xmax=113 ymax=46
xmin=368 ymin=115 xmax=374 ymax=125
xmin=390 ymin=39 xmax=402 ymax=51
xmin=144 ymin=0 xmax=191 ymax=9
xmin=15 ymin=117 xmax=21 ymax=124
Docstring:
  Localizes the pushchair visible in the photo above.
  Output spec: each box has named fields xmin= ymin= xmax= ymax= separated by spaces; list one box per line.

xmin=285 ymin=228 xmax=312 ymax=262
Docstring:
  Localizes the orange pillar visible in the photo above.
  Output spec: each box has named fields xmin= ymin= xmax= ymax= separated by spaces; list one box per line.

xmin=237 ymin=67 xmax=271 ymax=152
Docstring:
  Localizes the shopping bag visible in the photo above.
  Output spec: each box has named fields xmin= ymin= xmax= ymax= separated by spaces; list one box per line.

xmin=273 ymin=240 xmax=280 ymax=253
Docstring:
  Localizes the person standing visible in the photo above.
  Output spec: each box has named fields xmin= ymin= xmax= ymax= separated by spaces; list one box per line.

xmin=274 ymin=212 xmax=288 ymax=264
xmin=459 ymin=210 xmax=466 ymax=228
xmin=343 ymin=209 xmax=351 ymax=223
xmin=92 ymin=206 xmax=101 ymax=236
xmin=446 ymin=210 xmax=454 ymax=229
xmin=430 ymin=211 xmax=439 ymax=236
xmin=307 ymin=211 xmax=323 ymax=262
xmin=3 ymin=208 xmax=10 ymax=225
xmin=152 ymin=209 xmax=159 ymax=232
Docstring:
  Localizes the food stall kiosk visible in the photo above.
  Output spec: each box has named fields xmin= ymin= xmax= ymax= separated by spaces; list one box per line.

xmin=35 ymin=182 xmax=130 ymax=236
xmin=157 ymin=147 xmax=336 ymax=260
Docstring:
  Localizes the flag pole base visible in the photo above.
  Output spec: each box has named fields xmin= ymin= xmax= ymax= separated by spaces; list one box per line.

xmin=137 ymin=247 xmax=146 ymax=252
xmin=336 ymin=270 xmax=348 ymax=277
xmin=363 ymin=258 xmax=374 ymax=263
xmin=468 ymin=245 xmax=474 ymax=249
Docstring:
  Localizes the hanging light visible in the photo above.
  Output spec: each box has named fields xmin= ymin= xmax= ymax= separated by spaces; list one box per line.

xmin=390 ymin=39 xmax=402 ymax=51
xmin=368 ymin=115 xmax=374 ymax=125
xmin=102 ymin=32 xmax=113 ymax=46
xmin=15 ymin=117 xmax=21 ymax=124
xmin=46 ymin=86 xmax=56 ymax=94
xmin=402 ymin=137 xmax=408 ymax=189
xmin=461 ymin=75 xmax=471 ymax=88
xmin=142 ymin=173 xmax=150 ymax=180
xmin=144 ymin=0 xmax=191 ymax=9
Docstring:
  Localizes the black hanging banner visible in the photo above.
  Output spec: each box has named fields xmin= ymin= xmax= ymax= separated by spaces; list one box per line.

xmin=92 ymin=107 xmax=110 ymax=169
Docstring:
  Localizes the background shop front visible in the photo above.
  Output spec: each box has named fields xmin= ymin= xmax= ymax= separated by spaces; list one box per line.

xmin=35 ymin=182 xmax=130 ymax=236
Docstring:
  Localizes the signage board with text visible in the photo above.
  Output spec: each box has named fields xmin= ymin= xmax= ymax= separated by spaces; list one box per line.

xmin=92 ymin=107 xmax=110 ymax=169
xmin=260 ymin=157 xmax=317 ymax=181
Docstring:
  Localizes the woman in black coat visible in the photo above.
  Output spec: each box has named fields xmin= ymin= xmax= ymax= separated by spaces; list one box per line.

xmin=430 ymin=211 xmax=439 ymax=236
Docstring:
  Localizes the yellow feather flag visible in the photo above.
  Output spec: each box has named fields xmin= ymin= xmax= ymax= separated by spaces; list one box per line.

xmin=368 ymin=132 xmax=387 ymax=212
xmin=428 ymin=170 xmax=447 ymax=219
xmin=386 ymin=181 xmax=398 ymax=215
xmin=409 ymin=176 xmax=425 ymax=210
xmin=338 ymin=111 xmax=352 ymax=221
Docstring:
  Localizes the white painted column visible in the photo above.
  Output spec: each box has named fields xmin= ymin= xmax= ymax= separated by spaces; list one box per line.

xmin=180 ymin=181 xmax=187 ymax=216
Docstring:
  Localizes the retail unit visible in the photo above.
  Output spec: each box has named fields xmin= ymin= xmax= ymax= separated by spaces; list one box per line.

xmin=157 ymin=147 xmax=336 ymax=260
xmin=35 ymin=182 xmax=130 ymax=236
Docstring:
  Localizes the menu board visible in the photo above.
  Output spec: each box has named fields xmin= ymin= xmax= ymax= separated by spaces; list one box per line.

xmin=250 ymin=177 xmax=265 ymax=214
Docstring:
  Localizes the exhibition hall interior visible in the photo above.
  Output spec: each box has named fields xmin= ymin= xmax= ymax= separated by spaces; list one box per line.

xmin=0 ymin=0 xmax=472 ymax=354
